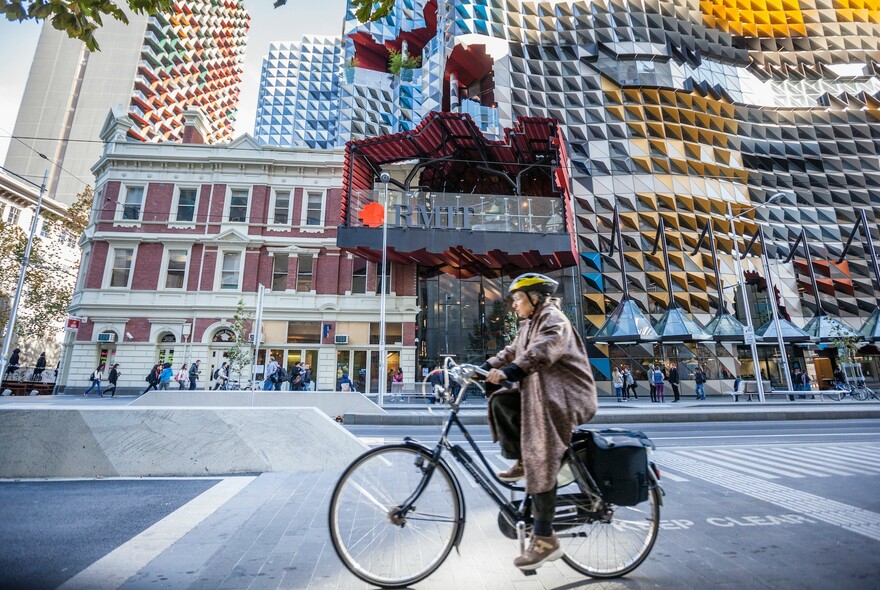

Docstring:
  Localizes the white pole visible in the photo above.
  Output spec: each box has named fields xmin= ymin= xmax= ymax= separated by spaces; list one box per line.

xmin=0 ymin=170 xmax=48 ymax=390
xmin=727 ymin=202 xmax=765 ymax=402
xmin=250 ymin=284 xmax=265 ymax=393
xmin=378 ymin=173 xmax=391 ymax=406
xmin=758 ymin=228 xmax=794 ymax=392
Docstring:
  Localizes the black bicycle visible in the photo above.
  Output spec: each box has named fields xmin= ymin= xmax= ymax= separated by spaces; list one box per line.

xmin=328 ymin=359 xmax=664 ymax=588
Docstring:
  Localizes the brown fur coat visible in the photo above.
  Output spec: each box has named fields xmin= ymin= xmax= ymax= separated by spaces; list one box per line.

xmin=486 ymin=298 xmax=597 ymax=493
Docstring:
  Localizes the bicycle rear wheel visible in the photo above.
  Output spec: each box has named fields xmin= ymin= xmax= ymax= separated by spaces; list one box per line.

xmin=328 ymin=444 xmax=462 ymax=588
xmin=560 ymin=485 xmax=661 ymax=578
xmin=853 ymin=386 xmax=869 ymax=401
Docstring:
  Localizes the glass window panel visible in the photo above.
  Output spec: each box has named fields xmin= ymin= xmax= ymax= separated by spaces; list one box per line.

xmin=273 ymin=191 xmax=290 ymax=224
xmin=176 ymin=188 xmax=197 ymax=222
xmin=287 ymin=321 xmax=321 ymax=343
xmin=221 ymin=251 xmax=241 ymax=290
xmin=122 ymin=186 xmax=143 ymax=220
xmin=228 ymin=189 xmax=249 ymax=222
xmin=272 ymin=253 xmax=289 ymax=291
xmin=296 ymin=255 xmax=313 ymax=292
xmin=305 ymin=191 xmax=323 ymax=226
xmin=165 ymin=249 xmax=187 ymax=289
xmin=110 ymin=248 xmax=133 ymax=287
xmin=351 ymin=258 xmax=367 ymax=293
xmin=376 ymin=261 xmax=391 ymax=294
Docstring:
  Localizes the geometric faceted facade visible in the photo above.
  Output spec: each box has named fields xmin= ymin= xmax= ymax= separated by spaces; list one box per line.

xmin=269 ymin=0 xmax=880 ymax=384
xmin=254 ymin=38 xmax=343 ymax=149
xmin=128 ymin=0 xmax=250 ymax=143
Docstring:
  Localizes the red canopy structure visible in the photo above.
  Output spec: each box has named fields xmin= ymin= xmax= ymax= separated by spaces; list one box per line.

xmin=338 ymin=111 xmax=578 ymax=278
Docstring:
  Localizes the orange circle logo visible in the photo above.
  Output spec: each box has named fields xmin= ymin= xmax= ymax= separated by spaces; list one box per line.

xmin=359 ymin=202 xmax=385 ymax=228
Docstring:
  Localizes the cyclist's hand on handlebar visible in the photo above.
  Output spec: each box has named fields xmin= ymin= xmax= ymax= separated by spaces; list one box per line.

xmin=486 ymin=368 xmax=507 ymax=385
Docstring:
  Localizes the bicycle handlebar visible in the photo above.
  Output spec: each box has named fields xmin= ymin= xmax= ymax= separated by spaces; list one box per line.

xmin=422 ymin=359 xmax=515 ymax=405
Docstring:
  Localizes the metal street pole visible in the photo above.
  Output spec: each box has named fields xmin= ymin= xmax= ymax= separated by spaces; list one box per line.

xmin=378 ymin=173 xmax=391 ymax=406
xmin=726 ymin=202 xmax=765 ymax=402
xmin=250 ymin=284 xmax=265 ymax=393
xmin=0 ymin=170 xmax=48 ymax=391
xmin=758 ymin=227 xmax=795 ymax=392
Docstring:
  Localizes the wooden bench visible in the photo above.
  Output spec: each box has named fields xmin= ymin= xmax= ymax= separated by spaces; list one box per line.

xmin=722 ymin=380 xmax=771 ymax=402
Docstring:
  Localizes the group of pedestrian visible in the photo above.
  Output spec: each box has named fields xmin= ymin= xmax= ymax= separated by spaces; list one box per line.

xmin=3 ymin=349 xmax=48 ymax=382
xmin=263 ymin=357 xmax=312 ymax=391
xmin=83 ymin=358 xmax=205 ymax=397
xmin=610 ymin=366 xmax=639 ymax=402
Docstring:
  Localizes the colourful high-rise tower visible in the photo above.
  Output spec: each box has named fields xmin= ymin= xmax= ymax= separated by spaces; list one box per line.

xmin=5 ymin=1 xmax=249 ymax=205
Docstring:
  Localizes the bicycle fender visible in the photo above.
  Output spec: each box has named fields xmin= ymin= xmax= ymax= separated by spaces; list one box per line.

xmin=648 ymin=463 xmax=664 ymax=507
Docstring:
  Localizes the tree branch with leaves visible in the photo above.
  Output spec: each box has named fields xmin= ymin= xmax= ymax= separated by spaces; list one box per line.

xmin=224 ymin=298 xmax=253 ymax=386
xmin=2 ymin=0 xmax=173 ymax=51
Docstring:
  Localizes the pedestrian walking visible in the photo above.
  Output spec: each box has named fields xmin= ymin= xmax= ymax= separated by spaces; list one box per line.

xmin=157 ymin=362 xmax=174 ymax=390
xmin=289 ymin=362 xmax=304 ymax=391
xmin=612 ymin=366 xmax=624 ymax=402
xmin=106 ymin=363 xmax=120 ymax=397
xmin=32 ymin=352 xmax=47 ymax=381
xmin=337 ymin=372 xmax=354 ymax=392
xmin=188 ymin=360 xmax=201 ymax=390
xmin=143 ymin=364 xmax=161 ymax=394
xmin=212 ymin=362 xmax=229 ymax=390
xmin=648 ymin=364 xmax=657 ymax=402
xmin=264 ymin=356 xmax=279 ymax=391
xmin=625 ymin=366 xmax=639 ymax=399
xmin=302 ymin=363 xmax=313 ymax=390
xmin=6 ymin=348 xmax=20 ymax=377
xmin=652 ymin=364 xmax=665 ymax=402
xmin=83 ymin=363 xmax=105 ymax=397
xmin=668 ymin=361 xmax=680 ymax=402
xmin=694 ymin=364 xmax=707 ymax=400
xmin=175 ymin=364 xmax=189 ymax=389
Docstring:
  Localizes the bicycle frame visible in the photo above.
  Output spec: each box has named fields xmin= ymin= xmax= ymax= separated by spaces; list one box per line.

xmin=392 ymin=364 xmax=608 ymax=548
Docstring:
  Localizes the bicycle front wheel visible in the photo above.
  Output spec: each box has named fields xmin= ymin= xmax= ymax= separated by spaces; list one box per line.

xmin=853 ymin=386 xmax=869 ymax=401
xmin=561 ymin=485 xmax=661 ymax=578
xmin=329 ymin=444 xmax=462 ymax=588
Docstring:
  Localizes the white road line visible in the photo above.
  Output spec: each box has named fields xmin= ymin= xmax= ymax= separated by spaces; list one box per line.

xmin=729 ymin=447 xmax=830 ymax=478
xmin=681 ymin=449 xmax=783 ymax=479
xmin=754 ymin=447 xmax=861 ymax=477
xmin=809 ymin=446 xmax=880 ymax=473
xmin=654 ymin=470 xmax=689 ymax=482
xmin=57 ymin=476 xmax=255 ymax=590
xmin=654 ymin=451 xmax=880 ymax=542
xmin=794 ymin=447 xmax=880 ymax=475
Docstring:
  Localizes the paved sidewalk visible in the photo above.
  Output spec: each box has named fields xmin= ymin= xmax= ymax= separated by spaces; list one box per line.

xmin=346 ymin=396 xmax=880 ymax=425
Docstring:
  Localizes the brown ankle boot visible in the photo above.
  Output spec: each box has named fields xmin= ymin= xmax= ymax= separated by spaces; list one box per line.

xmin=513 ymin=532 xmax=564 ymax=570
xmin=496 ymin=460 xmax=524 ymax=482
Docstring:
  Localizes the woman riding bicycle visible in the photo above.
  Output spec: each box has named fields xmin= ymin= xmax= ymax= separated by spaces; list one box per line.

xmin=484 ymin=272 xmax=598 ymax=571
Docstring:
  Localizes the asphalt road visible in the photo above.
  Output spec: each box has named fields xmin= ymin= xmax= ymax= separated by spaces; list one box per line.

xmin=0 ymin=419 xmax=878 ymax=589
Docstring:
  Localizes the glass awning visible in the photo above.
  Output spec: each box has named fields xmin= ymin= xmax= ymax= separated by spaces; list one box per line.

xmin=755 ymin=318 xmax=812 ymax=342
xmin=859 ymin=307 xmax=880 ymax=342
xmin=703 ymin=310 xmax=747 ymax=341
xmin=802 ymin=314 xmax=860 ymax=342
xmin=592 ymin=298 xmax=659 ymax=343
xmin=652 ymin=306 xmax=710 ymax=342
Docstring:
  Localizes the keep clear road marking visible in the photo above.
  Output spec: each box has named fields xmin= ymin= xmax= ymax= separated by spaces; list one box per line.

xmin=57 ymin=476 xmax=256 ymax=590
xmin=654 ymin=451 xmax=880 ymax=542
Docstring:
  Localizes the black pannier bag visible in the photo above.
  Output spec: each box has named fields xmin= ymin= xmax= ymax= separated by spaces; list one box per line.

xmin=570 ymin=427 xmax=654 ymax=506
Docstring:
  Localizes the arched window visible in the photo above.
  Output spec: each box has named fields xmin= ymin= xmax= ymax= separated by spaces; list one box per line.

xmin=212 ymin=328 xmax=236 ymax=343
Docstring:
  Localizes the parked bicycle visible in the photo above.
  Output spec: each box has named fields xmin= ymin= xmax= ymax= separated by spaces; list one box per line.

xmin=328 ymin=359 xmax=664 ymax=588
xmin=825 ymin=380 xmax=879 ymax=401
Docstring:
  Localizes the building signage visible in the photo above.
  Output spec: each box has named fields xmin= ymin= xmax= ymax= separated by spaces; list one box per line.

xmin=394 ymin=205 xmax=477 ymax=230
xmin=65 ymin=317 xmax=81 ymax=332
xmin=743 ymin=326 xmax=755 ymax=345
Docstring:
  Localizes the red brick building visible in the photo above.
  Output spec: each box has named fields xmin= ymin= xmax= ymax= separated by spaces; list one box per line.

xmin=60 ymin=108 xmax=418 ymax=393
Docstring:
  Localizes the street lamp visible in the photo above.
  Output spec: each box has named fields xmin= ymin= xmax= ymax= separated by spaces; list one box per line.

xmin=377 ymin=172 xmax=391 ymax=406
xmin=726 ymin=192 xmax=790 ymax=401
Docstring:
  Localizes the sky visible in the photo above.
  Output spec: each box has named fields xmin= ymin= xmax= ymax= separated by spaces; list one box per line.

xmin=0 ymin=0 xmax=347 ymax=164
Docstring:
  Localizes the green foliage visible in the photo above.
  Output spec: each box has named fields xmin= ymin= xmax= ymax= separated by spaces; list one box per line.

xmin=387 ymin=48 xmax=421 ymax=76
xmin=277 ymin=0 xmax=395 ymax=23
xmin=1 ymin=0 xmax=173 ymax=51
xmin=225 ymin=299 xmax=253 ymax=382
xmin=0 ymin=187 xmax=92 ymax=343
xmin=831 ymin=325 xmax=861 ymax=363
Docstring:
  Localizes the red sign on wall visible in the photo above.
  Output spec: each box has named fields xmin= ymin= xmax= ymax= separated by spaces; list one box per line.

xmin=65 ymin=317 xmax=81 ymax=332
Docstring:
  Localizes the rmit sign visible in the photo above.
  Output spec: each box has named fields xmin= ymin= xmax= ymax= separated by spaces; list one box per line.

xmin=393 ymin=205 xmax=477 ymax=230
xmin=358 ymin=201 xmax=480 ymax=230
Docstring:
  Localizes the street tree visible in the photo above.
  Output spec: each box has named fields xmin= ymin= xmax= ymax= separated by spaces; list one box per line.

xmin=1 ymin=0 xmax=172 ymax=51
xmin=0 ymin=186 xmax=92 ymax=344
xmin=224 ymin=298 xmax=253 ymax=387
